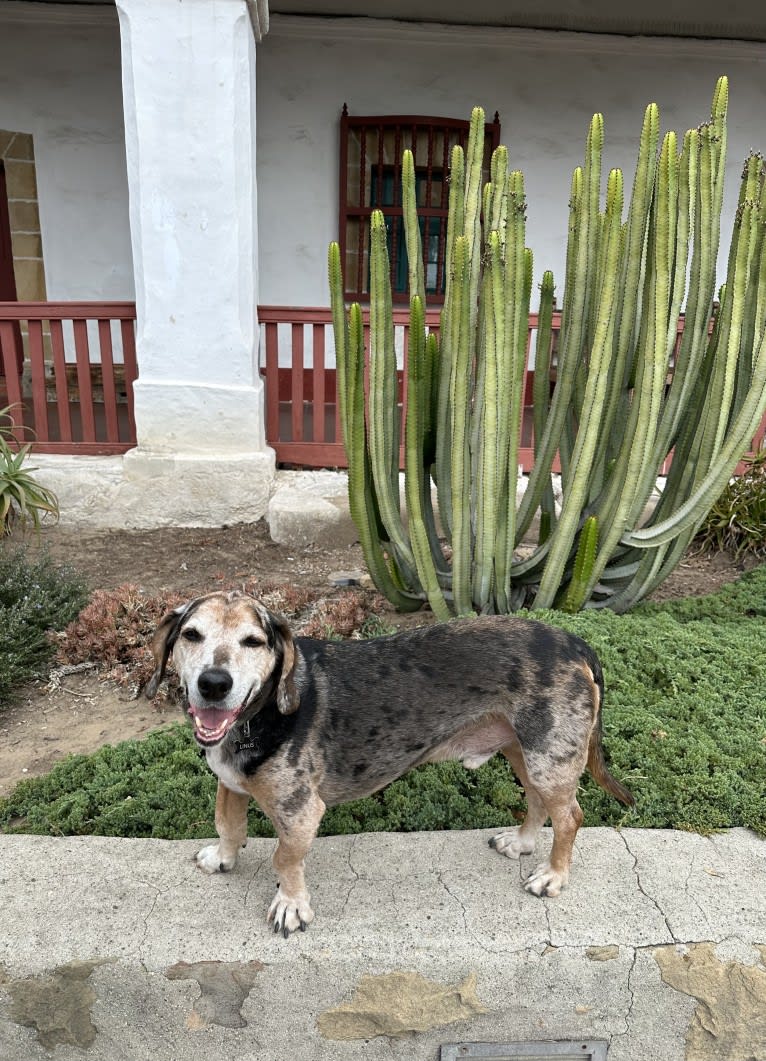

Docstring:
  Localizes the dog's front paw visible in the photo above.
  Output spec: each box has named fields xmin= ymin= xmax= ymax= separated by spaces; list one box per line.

xmin=488 ymin=828 xmax=537 ymax=860
xmin=267 ymin=886 xmax=314 ymax=938
xmin=195 ymin=842 xmax=239 ymax=874
xmin=524 ymin=860 xmax=568 ymax=898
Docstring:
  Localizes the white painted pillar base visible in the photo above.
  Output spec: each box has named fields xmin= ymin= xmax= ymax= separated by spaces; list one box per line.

xmin=128 ymin=381 xmax=267 ymax=457
xmin=116 ymin=0 xmax=275 ymax=516
xmin=31 ymin=451 xmax=275 ymax=529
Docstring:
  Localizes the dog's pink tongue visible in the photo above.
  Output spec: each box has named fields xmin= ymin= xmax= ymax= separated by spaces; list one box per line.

xmin=191 ymin=706 xmax=233 ymax=730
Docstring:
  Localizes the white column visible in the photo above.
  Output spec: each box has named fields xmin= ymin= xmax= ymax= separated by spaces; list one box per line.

xmin=117 ymin=0 xmax=265 ymax=455
xmin=115 ymin=0 xmax=274 ymax=524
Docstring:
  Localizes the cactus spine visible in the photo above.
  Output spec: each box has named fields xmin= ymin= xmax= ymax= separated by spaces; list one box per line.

xmin=329 ymin=78 xmax=766 ymax=615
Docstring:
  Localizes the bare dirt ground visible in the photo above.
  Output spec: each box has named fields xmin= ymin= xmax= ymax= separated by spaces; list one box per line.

xmin=0 ymin=521 xmax=754 ymax=796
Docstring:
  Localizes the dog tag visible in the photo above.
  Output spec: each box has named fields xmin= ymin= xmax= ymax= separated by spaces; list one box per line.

xmin=236 ymin=718 xmax=256 ymax=753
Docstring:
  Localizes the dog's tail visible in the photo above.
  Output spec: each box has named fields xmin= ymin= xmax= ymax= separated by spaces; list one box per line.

xmin=584 ymin=652 xmax=635 ymax=807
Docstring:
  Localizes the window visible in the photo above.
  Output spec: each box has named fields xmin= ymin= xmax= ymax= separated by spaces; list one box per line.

xmin=339 ymin=108 xmax=501 ymax=304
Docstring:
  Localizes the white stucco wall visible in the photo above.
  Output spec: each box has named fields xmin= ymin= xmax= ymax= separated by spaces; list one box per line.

xmin=0 ymin=5 xmax=132 ymax=301
xmin=2 ymin=7 xmax=766 ymax=322
xmin=257 ymin=16 xmax=766 ymax=309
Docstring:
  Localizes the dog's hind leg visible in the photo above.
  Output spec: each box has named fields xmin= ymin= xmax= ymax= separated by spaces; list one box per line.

xmin=522 ymin=786 xmax=583 ymax=898
xmin=490 ymin=743 xmax=585 ymax=898
xmin=196 ymin=782 xmax=250 ymax=873
xmin=489 ymin=740 xmax=548 ymax=859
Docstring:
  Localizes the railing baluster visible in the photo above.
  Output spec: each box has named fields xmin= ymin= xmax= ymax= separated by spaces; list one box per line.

xmin=264 ymin=321 xmax=280 ymax=445
xmin=313 ymin=323 xmax=326 ymax=444
xmin=291 ymin=323 xmax=304 ymax=443
xmin=0 ymin=320 xmax=25 ymax=441
xmin=50 ymin=318 xmax=72 ymax=442
xmin=98 ymin=320 xmax=119 ymax=443
xmin=120 ymin=318 xmax=138 ymax=445
xmin=333 ymin=380 xmax=342 ymax=448
xmin=72 ymin=318 xmax=96 ymax=442
xmin=27 ymin=319 xmax=49 ymax=442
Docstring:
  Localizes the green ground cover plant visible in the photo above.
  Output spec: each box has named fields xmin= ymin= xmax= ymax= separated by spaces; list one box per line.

xmin=0 ymin=550 xmax=88 ymax=705
xmin=1 ymin=567 xmax=763 ymax=838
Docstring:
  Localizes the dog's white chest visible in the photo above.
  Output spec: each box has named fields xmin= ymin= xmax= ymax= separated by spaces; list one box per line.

xmin=205 ymin=744 xmax=249 ymax=796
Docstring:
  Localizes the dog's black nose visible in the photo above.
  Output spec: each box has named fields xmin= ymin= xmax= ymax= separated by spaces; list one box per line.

xmin=197 ymin=667 xmax=234 ymax=702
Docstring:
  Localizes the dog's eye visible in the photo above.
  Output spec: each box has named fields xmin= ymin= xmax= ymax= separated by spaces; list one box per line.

xmin=241 ymin=635 xmax=265 ymax=648
xmin=181 ymin=628 xmax=203 ymax=643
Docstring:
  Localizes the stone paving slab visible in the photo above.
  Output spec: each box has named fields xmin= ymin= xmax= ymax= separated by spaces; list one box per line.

xmin=1 ymin=828 xmax=764 ymax=1061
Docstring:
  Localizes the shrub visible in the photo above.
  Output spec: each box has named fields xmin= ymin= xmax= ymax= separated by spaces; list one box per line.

xmin=0 ymin=405 xmax=59 ymax=534
xmin=0 ymin=550 xmax=88 ymax=704
xmin=694 ymin=451 xmax=766 ymax=560
xmin=54 ymin=582 xmax=388 ymax=692
xmin=54 ymin=584 xmax=188 ymax=692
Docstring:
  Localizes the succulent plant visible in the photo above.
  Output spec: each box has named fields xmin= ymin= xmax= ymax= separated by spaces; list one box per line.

xmin=329 ymin=78 xmax=766 ymax=614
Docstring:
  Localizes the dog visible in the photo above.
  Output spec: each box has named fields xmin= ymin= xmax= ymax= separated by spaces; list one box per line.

xmin=146 ymin=590 xmax=633 ymax=937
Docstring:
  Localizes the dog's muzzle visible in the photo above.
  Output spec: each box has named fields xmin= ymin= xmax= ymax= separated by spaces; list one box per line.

xmin=186 ymin=667 xmax=250 ymax=746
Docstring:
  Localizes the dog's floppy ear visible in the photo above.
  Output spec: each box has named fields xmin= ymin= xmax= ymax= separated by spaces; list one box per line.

xmin=252 ymin=601 xmax=299 ymax=715
xmin=145 ymin=600 xmax=197 ymax=699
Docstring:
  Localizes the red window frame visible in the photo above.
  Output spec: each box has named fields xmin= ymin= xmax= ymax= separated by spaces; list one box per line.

xmin=338 ymin=107 xmax=501 ymax=305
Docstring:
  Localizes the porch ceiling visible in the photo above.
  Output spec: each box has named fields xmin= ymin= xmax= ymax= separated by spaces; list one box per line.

xmin=19 ymin=0 xmax=766 ymax=41
xmin=268 ymin=0 xmax=766 ymax=43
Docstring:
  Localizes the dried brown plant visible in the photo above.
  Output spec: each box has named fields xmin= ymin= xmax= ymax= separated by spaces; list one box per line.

xmin=53 ymin=582 xmax=387 ymax=696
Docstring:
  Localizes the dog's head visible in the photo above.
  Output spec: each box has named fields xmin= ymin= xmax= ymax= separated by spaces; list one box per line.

xmin=145 ymin=590 xmax=298 ymax=746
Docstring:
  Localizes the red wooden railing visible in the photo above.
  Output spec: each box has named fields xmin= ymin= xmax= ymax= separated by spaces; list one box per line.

xmin=0 ymin=300 xmax=763 ymax=473
xmin=258 ymin=304 xmax=555 ymax=470
xmin=0 ymin=301 xmax=137 ymax=455
xmin=258 ymin=306 xmax=766 ymax=474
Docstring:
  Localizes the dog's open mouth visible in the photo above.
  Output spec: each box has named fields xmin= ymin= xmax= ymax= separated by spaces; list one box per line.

xmin=187 ymin=704 xmax=243 ymax=746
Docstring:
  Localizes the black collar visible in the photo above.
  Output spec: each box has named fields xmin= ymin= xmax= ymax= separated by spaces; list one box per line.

xmin=229 ymin=669 xmax=280 ymax=753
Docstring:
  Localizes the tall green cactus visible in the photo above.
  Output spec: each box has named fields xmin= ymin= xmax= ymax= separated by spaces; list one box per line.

xmin=329 ymin=80 xmax=766 ymax=615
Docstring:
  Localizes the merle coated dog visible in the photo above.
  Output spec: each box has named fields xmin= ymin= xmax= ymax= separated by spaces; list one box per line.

xmin=147 ymin=590 xmax=633 ymax=937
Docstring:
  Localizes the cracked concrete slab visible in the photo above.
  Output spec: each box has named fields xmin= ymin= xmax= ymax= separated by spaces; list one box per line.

xmin=619 ymin=829 xmax=766 ymax=944
xmin=542 ymin=829 xmax=674 ymax=948
xmin=0 ymin=828 xmax=763 ymax=1060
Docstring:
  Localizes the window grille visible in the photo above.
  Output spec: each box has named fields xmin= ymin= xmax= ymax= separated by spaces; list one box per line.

xmin=339 ymin=107 xmax=501 ymax=303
